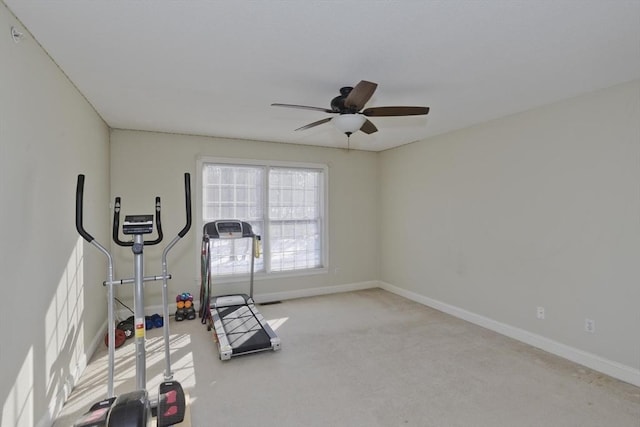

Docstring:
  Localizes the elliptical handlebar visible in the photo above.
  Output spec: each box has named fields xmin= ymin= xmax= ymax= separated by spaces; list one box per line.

xmin=148 ymin=197 xmax=164 ymax=244
xmin=178 ymin=173 xmax=192 ymax=238
xmin=111 ymin=196 xmax=126 ymax=246
xmin=113 ymin=196 xmax=164 ymax=247
xmin=75 ymin=173 xmax=116 ymax=398
xmin=75 ymin=174 xmax=95 ymax=243
xmin=112 ymin=174 xmax=190 ymax=246
xmin=77 ymin=173 xmax=192 ymax=247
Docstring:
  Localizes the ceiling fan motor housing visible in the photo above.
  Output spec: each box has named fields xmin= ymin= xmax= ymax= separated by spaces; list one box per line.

xmin=331 ymin=87 xmax=357 ymax=112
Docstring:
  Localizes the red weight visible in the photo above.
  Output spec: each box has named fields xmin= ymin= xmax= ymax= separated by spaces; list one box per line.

xmin=104 ymin=329 xmax=127 ymax=348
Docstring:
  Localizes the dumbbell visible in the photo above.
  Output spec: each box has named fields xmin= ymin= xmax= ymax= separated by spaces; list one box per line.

xmin=144 ymin=314 xmax=164 ymax=329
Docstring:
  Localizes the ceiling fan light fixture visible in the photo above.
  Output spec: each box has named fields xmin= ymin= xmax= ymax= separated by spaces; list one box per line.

xmin=332 ymin=114 xmax=366 ymax=135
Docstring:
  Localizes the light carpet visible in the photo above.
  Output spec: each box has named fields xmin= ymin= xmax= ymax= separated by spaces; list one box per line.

xmin=54 ymin=289 xmax=640 ymax=427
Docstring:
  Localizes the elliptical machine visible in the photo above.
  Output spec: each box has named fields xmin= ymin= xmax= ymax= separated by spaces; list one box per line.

xmin=73 ymin=173 xmax=191 ymax=427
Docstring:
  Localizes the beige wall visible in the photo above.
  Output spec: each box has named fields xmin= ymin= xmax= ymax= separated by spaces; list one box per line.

xmin=1 ymin=5 xmax=110 ymax=427
xmin=380 ymin=80 xmax=640 ymax=378
xmin=109 ymin=130 xmax=380 ymax=305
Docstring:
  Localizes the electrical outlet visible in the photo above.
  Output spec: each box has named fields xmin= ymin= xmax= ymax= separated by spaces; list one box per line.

xmin=585 ymin=318 xmax=595 ymax=333
xmin=537 ymin=307 xmax=545 ymax=320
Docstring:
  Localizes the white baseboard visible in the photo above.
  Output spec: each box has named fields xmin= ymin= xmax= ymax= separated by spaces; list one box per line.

xmin=114 ymin=281 xmax=380 ymax=319
xmin=379 ymin=281 xmax=640 ymax=388
xmin=250 ymin=280 xmax=379 ymax=304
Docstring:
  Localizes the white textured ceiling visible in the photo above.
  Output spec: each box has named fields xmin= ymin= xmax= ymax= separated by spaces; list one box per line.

xmin=4 ymin=0 xmax=640 ymax=151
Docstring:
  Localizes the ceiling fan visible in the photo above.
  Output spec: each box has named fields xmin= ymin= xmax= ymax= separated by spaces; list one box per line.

xmin=271 ymin=80 xmax=430 ymax=137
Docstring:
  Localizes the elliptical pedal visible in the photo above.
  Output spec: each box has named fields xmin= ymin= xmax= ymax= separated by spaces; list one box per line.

xmin=73 ymin=398 xmax=116 ymax=427
xmin=107 ymin=390 xmax=151 ymax=426
xmin=156 ymin=381 xmax=186 ymax=427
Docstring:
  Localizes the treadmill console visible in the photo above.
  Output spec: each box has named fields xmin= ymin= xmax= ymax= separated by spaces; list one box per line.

xmin=215 ymin=220 xmax=244 ymax=238
xmin=123 ymin=215 xmax=154 ymax=235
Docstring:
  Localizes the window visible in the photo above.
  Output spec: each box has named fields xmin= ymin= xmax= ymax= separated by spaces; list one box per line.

xmin=200 ymin=158 xmax=327 ymax=278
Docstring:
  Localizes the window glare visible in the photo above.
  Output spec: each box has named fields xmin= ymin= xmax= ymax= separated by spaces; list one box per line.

xmin=203 ymin=165 xmax=263 ymax=222
xmin=202 ymin=162 xmax=325 ymax=277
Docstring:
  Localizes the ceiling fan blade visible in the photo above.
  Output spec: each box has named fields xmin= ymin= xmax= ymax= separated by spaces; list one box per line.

xmin=362 ymin=106 xmax=430 ymax=117
xmin=344 ymin=80 xmax=378 ymax=111
xmin=272 ymin=103 xmax=334 ymax=114
xmin=294 ymin=117 xmax=332 ymax=131
xmin=360 ymin=119 xmax=378 ymax=134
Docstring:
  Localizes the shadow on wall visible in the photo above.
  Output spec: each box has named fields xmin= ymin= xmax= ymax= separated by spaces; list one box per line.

xmin=2 ymin=237 xmax=86 ymax=427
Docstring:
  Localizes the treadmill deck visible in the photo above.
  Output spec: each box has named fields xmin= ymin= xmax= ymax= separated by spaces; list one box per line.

xmin=209 ymin=294 xmax=281 ymax=360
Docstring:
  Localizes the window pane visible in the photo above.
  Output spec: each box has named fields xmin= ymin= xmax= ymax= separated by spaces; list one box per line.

xmin=269 ymin=167 xmax=323 ymax=272
xmin=270 ymin=220 xmax=321 ymax=271
xmin=203 ymin=164 xmax=264 ymax=276
xmin=203 ymin=164 xmax=263 ymax=223
xmin=209 ymin=221 xmax=264 ymax=275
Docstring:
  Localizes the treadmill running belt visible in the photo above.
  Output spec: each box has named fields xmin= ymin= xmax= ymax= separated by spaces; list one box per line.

xmin=218 ymin=305 xmax=272 ymax=354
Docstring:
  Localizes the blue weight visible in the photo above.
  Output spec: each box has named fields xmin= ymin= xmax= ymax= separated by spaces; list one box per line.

xmin=151 ymin=313 xmax=164 ymax=328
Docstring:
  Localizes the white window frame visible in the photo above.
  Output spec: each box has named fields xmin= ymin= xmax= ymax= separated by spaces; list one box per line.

xmin=196 ymin=156 xmax=329 ymax=284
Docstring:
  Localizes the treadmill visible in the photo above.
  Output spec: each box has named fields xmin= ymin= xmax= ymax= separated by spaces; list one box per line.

xmin=200 ymin=220 xmax=281 ymax=360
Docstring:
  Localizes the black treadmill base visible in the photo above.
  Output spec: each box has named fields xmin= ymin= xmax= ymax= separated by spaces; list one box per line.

xmin=218 ymin=304 xmax=273 ymax=355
